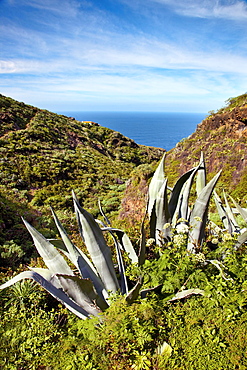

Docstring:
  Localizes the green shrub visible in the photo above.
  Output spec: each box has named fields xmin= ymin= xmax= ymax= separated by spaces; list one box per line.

xmin=1 ymin=152 xmax=247 ymax=369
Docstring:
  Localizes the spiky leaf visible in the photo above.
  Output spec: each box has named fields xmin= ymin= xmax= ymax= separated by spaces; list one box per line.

xmin=138 ymin=216 xmax=147 ymax=266
xmin=73 ymin=193 xmax=119 ymax=293
xmin=125 ymin=278 xmax=143 ymax=304
xmin=0 ymin=271 xmax=91 ymax=319
xmin=51 ymin=207 xmax=108 ymax=302
xmin=169 ymin=288 xmax=204 ymax=301
xmin=229 ymin=195 xmax=247 ymax=223
xmin=196 ymin=152 xmax=206 ymax=196
xmin=223 ymin=191 xmax=240 ymax=232
xmin=168 ymin=167 xmax=195 ymax=219
xmin=148 ymin=154 xmax=166 ymax=217
xmin=56 ymin=274 xmax=105 ymax=313
xmin=155 ymin=179 xmax=171 ymax=244
xmin=22 ymin=218 xmax=74 ymax=276
xmin=188 ymin=170 xmax=221 ymax=252
xmin=214 ymin=191 xmax=232 ymax=231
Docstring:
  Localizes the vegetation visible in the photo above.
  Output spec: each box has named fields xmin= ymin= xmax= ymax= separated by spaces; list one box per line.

xmin=208 ymin=92 xmax=247 ymax=116
xmin=1 ymin=93 xmax=247 ymax=369
xmin=1 ymin=151 xmax=247 ymax=369
xmin=0 ymin=94 xmax=163 ymax=269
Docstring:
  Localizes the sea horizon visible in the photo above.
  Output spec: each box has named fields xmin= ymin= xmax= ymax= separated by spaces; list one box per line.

xmin=58 ymin=111 xmax=206 ymax=151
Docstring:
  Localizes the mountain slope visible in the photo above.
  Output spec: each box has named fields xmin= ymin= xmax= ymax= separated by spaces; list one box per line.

xmin=119 ymin=93 xmax=247 ymax=221
xmin=165 ymin=93 xmax=247 ymax=200
xmin=0 ymin=94 xmax=164 ymax=260
xmin=0 ymin=94 xmax=164 ymax=207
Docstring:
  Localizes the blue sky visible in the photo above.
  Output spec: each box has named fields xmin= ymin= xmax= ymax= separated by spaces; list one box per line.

xmin=1 ymin=0 xmax=247 ymax=112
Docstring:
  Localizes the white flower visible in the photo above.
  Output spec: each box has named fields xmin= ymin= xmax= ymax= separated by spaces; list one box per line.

xmin=223 ymin=233 xmax=233 ymax=242
xmin=146 ymin=238 xmax=156 ymax=247
xmin=173 ymin=234 xmax=187 ymax=247
xmin=194 ymin=253 xmax=206 ymax=263
xmin=176 ymin=224 xmax=189 ymax=234
xmin=211 ymin=238 xmax=218 ymax=245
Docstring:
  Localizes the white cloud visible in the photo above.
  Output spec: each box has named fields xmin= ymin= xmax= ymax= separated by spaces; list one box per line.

xmin=2 ymin=35 xmax=247 ymax=76
xmin=2 ymin=0 xmax=247 ymax=112
xmin=150 ymin=0 xmax=247 ymax=20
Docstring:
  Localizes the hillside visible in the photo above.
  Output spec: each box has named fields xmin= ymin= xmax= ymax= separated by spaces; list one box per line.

xmin=0 ymin=94 xmax=164 ymax=261
xmin=165 ymin=93 xmax=247 ymax=198
xmin=119 ymin=93 xmax=247 ymax=221
xmin=2 ymin=92 xmax=247 ymax=261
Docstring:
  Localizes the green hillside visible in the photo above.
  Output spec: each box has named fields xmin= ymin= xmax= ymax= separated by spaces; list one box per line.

xmin=0 ymin=94 xmax=164 ymax=264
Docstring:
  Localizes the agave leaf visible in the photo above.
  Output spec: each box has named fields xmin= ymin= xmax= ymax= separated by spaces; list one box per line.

xmin=178 ymin=167 xmax=198 ymax=222
xmin=112 ymin=229 xmax=138 ymax=264
xmin=214 ymin=191 xmax=231 ymax=231
xmin=177 ymin=158 xmax=206 ymax=223
xmin=235 ymin=230 xmax=247 ymax=249
xmin=125 ymin=277 xmax=143 ymax=304
xmin=73 ymin=192 xmax=119 ymax=293
xmin=168 ymin=167 xmax=195 ymax=219
xmin=169 ymin=288 xmax=204 ymax=302
xmin=149 ymin=200 xmax=157 ymax=239
xmin=56 ymin=274 xmax=106 ymax=313
xmin=229 ymin=195 xmax=247 ymax=224
xmin=196 ymin=152 xmax=206 ymax=196
xmin=94 ymin=225 xmax=129 ymax=294
xmin=73 ymin=191 xmax=85 ymax=241
xmin=205 ymin=260 xmax=232 ymax=281
xmin=28 ymin=267 xmax=53 ymax=279
xmin=138 ymin=215 xmax=147 ymax=266
xmin=188 ymin=170 xmax=221 ymax=252
xmin=51 ymin=237 xmax=97 ymax=276
xmin=120 ymin=232 xmax=138 ymax=264
xmin=155 ymin=179 xmax=171 ymax=244
xmin=22 ymin=218 xmax=74 ymax=276
xmin=51 ymin=207 xmax=108 ymax=302
xmin=214 ymin=191 xmax=237 ymax=233
xmin=110 ymin=234 xmax=128 ymax=295
xmin=98 ymin=199 xmax=111 ymax=226
xmin=223 ymin=191 xmax=240 ymax=232
xmin=0 ymin=271 xmax=92 ymax=319
xmin=95 ymin=226 xmax=138 ymax=264
xmin=140 ymin=284 xmax=162 ymax=299
xmin=28 ymin=267 xmax=60 ymax=286
xmin=51 ymin=206 xmax=83 ymax=267
xmin=147 ymin=153 xmax=166 ymax=218
xmin=29 ymin=268 xmax=107 ymax=311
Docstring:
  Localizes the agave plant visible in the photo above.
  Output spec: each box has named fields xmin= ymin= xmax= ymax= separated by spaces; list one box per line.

xmin=148 ymin=152 xmax=247 ymax=254
xmin=147 ymin=152 xmax=222 ymax=252
xmin=0 ymin=191 xmax=142 ymax=319
xmin=213 ymin=190 xmax=247 ymax=249
xmin=2 ymin=152 xmax=246 ymax=319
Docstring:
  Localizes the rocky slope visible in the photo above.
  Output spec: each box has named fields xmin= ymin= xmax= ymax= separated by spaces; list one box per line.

xmin=166 ymin=98 xmax=247 ymax=198
xmin=119 ymin=94 xmax=247 ymax=221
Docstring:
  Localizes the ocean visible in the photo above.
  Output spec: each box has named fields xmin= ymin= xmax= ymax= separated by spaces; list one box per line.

xmin=58 ymin=111 xmax=206 ymax=151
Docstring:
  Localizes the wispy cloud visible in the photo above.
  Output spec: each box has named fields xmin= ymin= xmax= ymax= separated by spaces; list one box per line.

xmin=1 ymin=0 xmax=247 ymax=111
xmin=1 ymin=34 xmax=247 ymax=75
xmin=149 ymin=0 xmax=247 ymax=20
